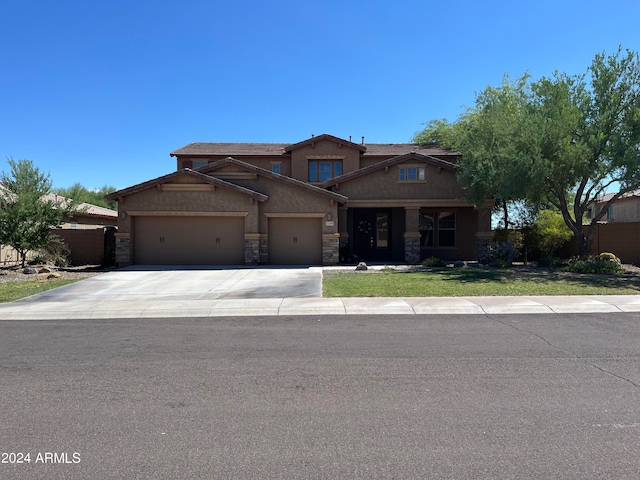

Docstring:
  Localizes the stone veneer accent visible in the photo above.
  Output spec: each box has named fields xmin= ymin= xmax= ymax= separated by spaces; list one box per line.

xmin=476 ymin=237 xmax=493 ymax=263
xmin=322 ymin=234 xmax=340 ymax=265
xmin=259 ymin=235 xmax=269 ymax=264
xmin=114 ymin=233 xmax=131 ymax=265
xmin=403 ymin=233 xmax=421 ymax=264
xmin=244 ymin=235 xmax=260 ymax=264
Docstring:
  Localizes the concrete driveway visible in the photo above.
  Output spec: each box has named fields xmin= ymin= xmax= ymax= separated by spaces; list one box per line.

xmin=23 ymin=265 xmax=323 ymax=301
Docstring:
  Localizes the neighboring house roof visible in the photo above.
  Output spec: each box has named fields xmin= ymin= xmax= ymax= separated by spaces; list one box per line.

xmin=0 ymin=185 xmax=117 ymax=220
xmin=321 ymin=152 xmax=459 ymax=188
xmin=106 ymin=169 xmax=269 ymax=202
xmin=595 ymin=189 xmax=640 ymax=204
xmin=200 ymin=157 xmax=348 ymax=203
xmin=41 ymin=194 xmax=118 ymax=219
xmin=170 ymin=138 xmax=458 ymax=159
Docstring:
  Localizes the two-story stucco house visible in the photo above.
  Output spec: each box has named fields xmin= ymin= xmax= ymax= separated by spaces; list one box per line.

xmin=106 ymin=134 xmax=493 ymax=266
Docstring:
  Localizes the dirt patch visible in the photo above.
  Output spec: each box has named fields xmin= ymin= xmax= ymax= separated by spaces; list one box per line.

xmin=0 ymin=265 xmax=106 ymax=284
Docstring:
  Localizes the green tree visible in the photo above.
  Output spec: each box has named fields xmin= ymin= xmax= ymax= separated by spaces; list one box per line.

xmin=0 ymin=159 xmax=76 ymax=266
xmin=414 ymin=47 xmax=640 ymax=257
xmin=535 ymin=210 xmax=573 ymax=257
xmin=54 ymin=183 xmax=117 ymax=210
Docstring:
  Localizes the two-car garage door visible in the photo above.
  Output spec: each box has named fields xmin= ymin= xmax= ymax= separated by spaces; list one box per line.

xmin=133 ymin=216 xmax=244 ymax=265
xmin=133 ymin=215 xmax=322 ymax=265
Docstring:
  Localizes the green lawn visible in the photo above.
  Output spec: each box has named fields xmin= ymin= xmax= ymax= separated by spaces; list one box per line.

xmin=323 ymin=268 xmax=640 ymax=297
xmin=0 ymin=279 xmax=81 ymax=303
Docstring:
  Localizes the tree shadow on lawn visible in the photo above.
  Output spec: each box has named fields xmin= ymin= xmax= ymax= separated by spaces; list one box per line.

xmin=424 ymin=267 xmax=640 ymax=292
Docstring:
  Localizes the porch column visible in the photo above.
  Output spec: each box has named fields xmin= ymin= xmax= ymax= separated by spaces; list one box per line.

xmin=338 ymin=207 xmax=349 ymax=260
xmin=475 ymin=205 xmax=493 ymax=262
xmin=404 ymin=207 xmax=421 ymax=264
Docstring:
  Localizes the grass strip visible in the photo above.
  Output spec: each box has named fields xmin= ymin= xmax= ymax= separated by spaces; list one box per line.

xmin=323 ymin=269 xmax=640 ymax=297
xmin=0 ymin=279 xmax=81 ymax=303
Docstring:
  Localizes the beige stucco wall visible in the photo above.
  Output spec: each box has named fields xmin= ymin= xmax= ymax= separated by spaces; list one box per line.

xmin=333 ymin=163 xmax=466 ymax=201
xmin=115 ymin=177 xmax=260 ymax=235
xmin=213 ymin=174 xmax=339 ymax=234
xmin=290 ymin=139 xmax=361 ymax=181
xmin=604 ymin=198 xmax=640 ymax=222
xmin=116 ymin=173 xmax=339 ymax=236
xmin=179 ymin=155 xmax=293 ymax=177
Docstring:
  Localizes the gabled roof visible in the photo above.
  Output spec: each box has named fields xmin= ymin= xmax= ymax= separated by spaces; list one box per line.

xmin=105 ymin=169 xmax=269 ymax=202
xmin=200 ymin=157 xmax=348 ymax=203
xmin=284 ymin=134 xmax=367 ymax=153
xmin=321 ymin=152 xmax=459 ymax=188
xmin=170 ymin=143 xmax=289 ymax=157
xmin=169 ymin=136 xmax=459 ymax=158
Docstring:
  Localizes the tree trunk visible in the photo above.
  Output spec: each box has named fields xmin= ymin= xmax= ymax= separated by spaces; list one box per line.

xmin=580 ymin=224 xmax=596 ymax=258
xmin=502 ymin=199 xmax=509 ymax=230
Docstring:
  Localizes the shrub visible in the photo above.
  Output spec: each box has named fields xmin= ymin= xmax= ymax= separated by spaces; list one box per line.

xmin=535 ymin=210 xmax=573 ymax=258
xmin=487 ymin=240 xmax=519 ymax=267
xmin=37 ymin=236 xmax=71 ymax=267
xmin=422 ymin=257 xmax=447 ymax=268
xmin=597 ymin=252 xmax=619 ymax=262
xmin=566 ymin=256 xmax=625 ymax=274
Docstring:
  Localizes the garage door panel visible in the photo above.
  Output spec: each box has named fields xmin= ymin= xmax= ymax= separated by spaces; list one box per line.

xmin=134 ymin=216 xmax=244 ymax=265
xmin=268 ymin=218 xmax=321 ymax=265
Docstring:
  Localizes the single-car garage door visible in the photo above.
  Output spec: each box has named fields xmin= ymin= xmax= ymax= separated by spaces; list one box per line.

xmin=268 ymin=217 xmax=322 ymax=265
xmin=134 ymin=216 xmax=244 ymax=265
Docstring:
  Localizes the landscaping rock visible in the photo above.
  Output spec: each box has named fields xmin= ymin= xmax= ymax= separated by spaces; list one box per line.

xmin=355 ymin=262 xmax=368 ymax=271
xmin=47 ymin=272 xmax=61 ymax=279
xmin=38 ymin=266 xmax=52 ymax=274
xmin=23 ymin=267 xmax=38 ymax=274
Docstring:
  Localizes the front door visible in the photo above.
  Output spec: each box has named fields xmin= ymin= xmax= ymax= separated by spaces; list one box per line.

xmin=353 ymin=210 xmax=391 ymax=261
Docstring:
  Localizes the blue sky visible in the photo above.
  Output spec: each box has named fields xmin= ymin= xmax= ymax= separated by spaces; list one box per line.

xmin=1 ymin=0 xmax=638 ymax=190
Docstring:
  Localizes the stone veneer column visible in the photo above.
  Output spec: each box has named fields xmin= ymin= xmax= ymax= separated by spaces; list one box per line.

xmin=475 ymin=206 xmax=494 ymax=262
xmin=404 ymin=207 xmax=421 ymax=264
xmin=244 ymin=234 xmax=260 ymax=265
xmin=114 ymin=233 xmax=131 ymax=266
xmin=322 ymin=234 xmax=340 ymax=265
xmin=475 ymin=232 xmax=494 ymax=263
xmin=258 ymin=234 xmax=269 ymax=264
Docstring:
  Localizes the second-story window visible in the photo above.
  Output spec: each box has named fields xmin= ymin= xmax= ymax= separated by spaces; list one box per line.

xmin=309 ymin=160 xmax=342 ymax=182
xmin=399 ymin=166 xmax=426 ymax=181
xmin=192 ymin=160 xmax=208 ymax=169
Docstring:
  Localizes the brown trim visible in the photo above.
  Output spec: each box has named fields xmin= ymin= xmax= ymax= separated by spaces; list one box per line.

xmin=126 ymin=211 xmax=249 ymax=217
xmin=345 ymin=199 xmax=474 ymax=208
xmin=263 ymin=213 xmax=326 ymax=218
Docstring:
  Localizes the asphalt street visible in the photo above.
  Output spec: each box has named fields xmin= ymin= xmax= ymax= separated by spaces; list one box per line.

xmin=1 ymin=313 xmax=639 ymax=479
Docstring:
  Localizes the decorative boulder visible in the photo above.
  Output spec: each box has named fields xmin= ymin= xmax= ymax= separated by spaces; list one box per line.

xmin=355 ymin=262 xmax=368 ymax=271
xmin=23 ymin=267 xmax=38 ymax=274
xmin=47 ymin=272 xmax=61 ymax=279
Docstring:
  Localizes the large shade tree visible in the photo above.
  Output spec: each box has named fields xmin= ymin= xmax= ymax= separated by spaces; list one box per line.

xmin=0 ymin=158 xmax=76 ymax=266
xmin=414 ymin=47 xmax=640 ymax=257
xmin=54 ymin=183 xmax=117 ymax=210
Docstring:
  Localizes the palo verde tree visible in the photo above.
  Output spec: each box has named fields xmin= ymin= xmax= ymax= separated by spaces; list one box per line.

xmin=414 ymin=47 xmax=640 ymax=257
xmin=0 ymin=158 xmax=76 ymax=267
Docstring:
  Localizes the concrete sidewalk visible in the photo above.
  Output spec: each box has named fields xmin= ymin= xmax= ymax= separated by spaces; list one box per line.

xmin=2 ymin=294 xmax=640 ymax=320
